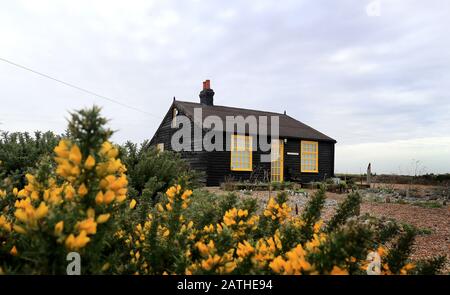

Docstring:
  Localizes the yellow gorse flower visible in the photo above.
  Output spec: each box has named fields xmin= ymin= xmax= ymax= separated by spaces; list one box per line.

xmin=237 ymin=240 xmax=254 ymax=258
xmin=166 ymin=202 xmax=172 ymax=211
xmin=76 ymin=218 xmax=97 ymax=235
xmin=77 ymin=183 xmax=88 ymax=197
xmin=313 ymin=220 xmax=323 ymax=233
xmin=64 ymin=184 xmax=75 ymax=200
xmin=305 ymin=233 xmax=326 ymax=252
xmin=96 ymin=214 xmax=111 ymax=224
xmin=54 ymin=141 xmax=86 ymax=182
xmin=96 ymin=142 xmax=125 ymax=177
xmin=201 ymin=255 xmax=221 ymax=271
xmin=0 ymin=215 xmax=12 ymax=232
xmin=203 ymin=224 xmax=214 ymax=233
xmin=87 ymin=207 xmax=95 ymax=218
xmin=101 ymin=263 xmax=111 ymax=272
xmin=162 ymin=185 xmax=192 ymax=212
xmin=54 ymin=139 xmax=70 ymax=158
xmin=97 ymin=174 xmax=128 ymax=205
xmin=188 ymin=248 xmax=237 ymax=274
xmin=84 ymin=155 xmax=96 ymax=170
xmin=10 ymin=246 xmax=18 ymax=256
xmin=377 ymin=245 xmax=387 ymax=257
xmin=130 ymin=199 xmax=137 ymax=209
xmin=263 ymin=197 xmax=291 ymax=223
xmin=99 ymin=141 xmax=119 ymax=159
xmin=54 ymin=221 xmax=64 ymax=236
xmin=196 ymin=240 xmax=216 ymax=257
xmin=269 ymin=244 xmax=313 ymax=275
xmin=13 ymin=224 xmax=27 ymax=234
xmin=400 ymin=263 xmax=415 ymax=275
xmin=69 ymin=145 xmax=82 ymax=165
xmin=219 ymin=208 xmax=257 ymax=240
xmin=181 ymin=190 xmax=192 ymax=200
xmin=166 ymin=185 xmax=181 ymax=199
xmin=330 ymin=266 xmax=349 ymax=275
xmin=223 ymin=208 xmax=247 ymax=226
xmin=14 ymin=199 xmax=48 ymax=228
xmin=95 ymin=191 xmax=104 ymax=205
xmin=65 ymin=230 xmax=90 ymax=250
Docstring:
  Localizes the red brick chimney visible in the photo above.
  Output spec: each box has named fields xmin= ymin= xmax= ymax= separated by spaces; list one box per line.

xmin=199 ymin=79 xmax=214 ymax=105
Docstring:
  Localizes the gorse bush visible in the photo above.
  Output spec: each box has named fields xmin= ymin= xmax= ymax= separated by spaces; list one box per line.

xmin=0 ymin=106 xmax=127 ymax=274
xmin=0 ymin=131 xmax=60 ymax=188
xmin=0 ymin=106 xmax=446 ymax=275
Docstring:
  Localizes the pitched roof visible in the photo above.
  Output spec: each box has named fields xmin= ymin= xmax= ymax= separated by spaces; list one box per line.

xmin=173 ymin=100 xmax=336 ymax=143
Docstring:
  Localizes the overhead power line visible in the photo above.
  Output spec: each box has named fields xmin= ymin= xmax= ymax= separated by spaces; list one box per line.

xmin=0 ymin=57 xmax=161 ymax=119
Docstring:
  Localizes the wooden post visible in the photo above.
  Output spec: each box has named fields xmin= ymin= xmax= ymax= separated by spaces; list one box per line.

xmin=367 ymin=163 xmax=372 ymax=188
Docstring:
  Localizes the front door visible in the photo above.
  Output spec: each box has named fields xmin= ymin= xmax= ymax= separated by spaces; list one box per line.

xmin=271 ymin=139 xmax=284 ymax=182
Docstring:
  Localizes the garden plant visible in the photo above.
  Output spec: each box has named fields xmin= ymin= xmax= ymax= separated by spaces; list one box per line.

xmin=0 ymin=107 xmax=445 ymax=275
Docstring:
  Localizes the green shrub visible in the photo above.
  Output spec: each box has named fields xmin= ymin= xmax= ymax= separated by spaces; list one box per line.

xmin=327 ymin=191 xmax=361 ymax=232
xmin=184 ymin=190 xmax=231 ymax=229
xmin=121 ymin=141 xmax=203 ymax=201
xmin=0 ymin=131 xmax=60 ymax=188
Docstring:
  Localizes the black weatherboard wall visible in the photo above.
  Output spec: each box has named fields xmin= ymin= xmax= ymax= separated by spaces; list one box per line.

xmin=205 ymin=132 xmax=271 ymax=186
xmin=151 ymin=110 xmax=335 ymax=186
xmin=149 ymin=102 xmax=208 ymax=182
xmin=284 ymin=139 xmax=335 ymax=183
xmin=205 ymin=136 xmax=335 ymax=186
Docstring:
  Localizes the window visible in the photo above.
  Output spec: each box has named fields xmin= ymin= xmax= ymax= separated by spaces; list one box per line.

xmin=230 ymin=135 xmax=252 ymax=171
xmin=172 ymin=108 xmax=178 ymax=127
xmin=156 ymin=143 xmax=164 ymax=153
xmin=301 ymin=141 xmax=318 ymax=173
xmin=271 ymin=139 xmax=284 ymax=182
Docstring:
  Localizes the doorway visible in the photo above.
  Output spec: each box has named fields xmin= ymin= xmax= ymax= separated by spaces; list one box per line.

xmin=270 ymin=139 xmax=284 ymax=182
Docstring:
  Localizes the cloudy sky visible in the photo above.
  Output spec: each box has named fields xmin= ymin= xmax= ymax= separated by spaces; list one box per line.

xmin=1 ymin=0 xmax=449 ymax=174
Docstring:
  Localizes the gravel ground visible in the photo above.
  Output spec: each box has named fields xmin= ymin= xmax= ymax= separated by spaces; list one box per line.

xmin=206 ymin=187 xmax=450 ymax=273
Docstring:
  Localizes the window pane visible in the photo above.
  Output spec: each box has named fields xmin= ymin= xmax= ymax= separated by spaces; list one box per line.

xmin=231 ymin=135 xmax=252 ymax=170
xmin=301 ymin=141 xmax=318 ymax=172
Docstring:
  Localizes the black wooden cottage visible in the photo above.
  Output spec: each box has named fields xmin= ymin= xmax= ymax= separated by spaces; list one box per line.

xmin=150 ymin=80 xmax=336 ymax=186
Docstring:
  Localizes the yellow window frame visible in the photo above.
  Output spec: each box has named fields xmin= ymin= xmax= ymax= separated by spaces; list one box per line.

xmin=271 ymin=139 xmax=284 ymax=182
xmin=230 ymin=134 xmax=253 ymax=171
xmin=301 ymin=140 xmax=318 ymax=173
xmin=156 ymin=143 xmax=164 ymax=153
